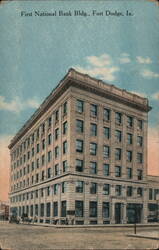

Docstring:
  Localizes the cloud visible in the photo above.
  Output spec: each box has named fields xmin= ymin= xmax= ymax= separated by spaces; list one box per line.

xmin=74 ymin=54 xmax=119 ymax=82
xmin=87 ymin=54 xmax=112 ymax=67
xmin=151 ymin=92 xmax=159 ymax=100
xmin=119 ymin=57 xmax=131 ymax=64
xmin=75 ymin=66 xmax=119 ymax=82
xmin=0 ymin=135 xmax=12 ymax=201
xmin=136 ymin=56 xmax=152 ymax=64
xmin=148 ymin=127 xmax=159 ymax=176
xmin=0 ymin=96 xmax=40 ymax=113
xmin=140 ymin=69 xmax=159 ymax=78
xmin=119 ymin=53 xmax=131 ymax=64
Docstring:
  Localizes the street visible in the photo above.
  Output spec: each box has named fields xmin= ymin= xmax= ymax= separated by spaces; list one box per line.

xmin=0 ymin=223 xmax=159 ymax=249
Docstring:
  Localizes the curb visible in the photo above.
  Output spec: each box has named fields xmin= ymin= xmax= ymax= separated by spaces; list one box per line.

xmin=127 ymin=234 xmax=159 ymax=240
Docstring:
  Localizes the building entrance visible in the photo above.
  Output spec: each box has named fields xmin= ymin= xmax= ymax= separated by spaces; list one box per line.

xmin=115 ymin=203 xmax=122 ymax=224
xmin=127 ymin=203 xmax=143 ymax=224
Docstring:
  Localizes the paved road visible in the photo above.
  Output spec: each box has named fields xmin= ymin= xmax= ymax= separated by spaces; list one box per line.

xmin=0 ymin=223 xmax=159 ymax=249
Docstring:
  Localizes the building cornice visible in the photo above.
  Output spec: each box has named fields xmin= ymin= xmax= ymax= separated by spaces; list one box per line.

xmin=8 ymin=68 xmax=152 ymax=149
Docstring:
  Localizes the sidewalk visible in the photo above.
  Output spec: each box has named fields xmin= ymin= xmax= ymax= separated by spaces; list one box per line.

xmin=18 ymin=221 xmax=159 ymax=229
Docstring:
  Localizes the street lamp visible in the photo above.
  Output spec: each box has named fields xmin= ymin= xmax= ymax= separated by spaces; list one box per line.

xmin=134 ymin=204 xmax=138 ymax=234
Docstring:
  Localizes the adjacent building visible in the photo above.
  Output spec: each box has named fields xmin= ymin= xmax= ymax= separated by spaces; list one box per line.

xmin=9 ymin=68 xmax=158 ymax=225
xmin=0 ymin=201 xmax=9 ymax=220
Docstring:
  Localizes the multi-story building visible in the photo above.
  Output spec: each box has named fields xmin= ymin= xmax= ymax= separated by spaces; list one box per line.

xmin=9 ymin=68 xmax=155 ymax=225
xmin=0 ymin=201 xmax=9 ymax=220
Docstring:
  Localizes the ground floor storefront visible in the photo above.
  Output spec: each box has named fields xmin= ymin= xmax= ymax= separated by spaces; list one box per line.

xmin=10 ymin=201 xmax=148 ymax=225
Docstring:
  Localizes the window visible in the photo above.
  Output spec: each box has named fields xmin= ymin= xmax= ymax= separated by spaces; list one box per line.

xmin=61 ymin=201 xmax=67 ymax=217
xmin=137 ymin=187 xmax=143 ymax=197
xmin=90 ymin=123 xmax=97 ymax=136
xmin=137 ymin=169 xmax=143 ymax=180
xmin=137 ymin=136 xmax=143 ymax=147
xmin=36 ymin=128 xmax=39 ymax=139
xmin=90 ymin=183 xmax=97 ymax=194
xmin=137 ymin=153 xmax=143 ymax=164
xmin=115 ymin=148 xmax=122 ymax=160
xmin=90 ymin=162 xmax=97 ymax=174
xmin=90 ymin=104 xmax=97 ymax=117
xmin=115 ymin=185 xmax=122 ymax=196
xmin=42 ymin=139 xmax=45 ymax=150
xmin=103 ymin=164 xmax=109 ymax=176
xmin=36 ymin=173 xmax=39 ymax=183
xmin=63 ymin=121 xmax=68 ymax=134
xmin=103 ymin=108 xmax=110 ymax=121
xmin=63 ymin=101 xmax=67 ymax=115
xmin=55 ymin=110 xmax=59 ymax=121
xmin=48 ymin=151 xmax=52 ymax=162
xmin=41 ymin=123 xmax=45 ymax=134
xmin=75 ymin=181 xmax=84 ymax=193
xmin=75 ymin=201 xmax=83 ymax=217
xmin=76 ymin=140 xmax=83 ymax=153
xmin=115 ymin=112 xmax=122 ymax=125
xmin=46 ymin=202 xmax=50 ymax=217
xmin=76 ymin=120 xmax=84 ymax=133
xmin=103 ymin=145 xmax=110 ymax=159
xmin=48 ymin=117 xmax=52 ymax=128
xmin=115 ymin=130 xmax=122 ymax=142
xmin=55 ymin=164 xmax=59 ymax=176
xmin=35 ymin=190 xmax=38 ymax=198
xmin=127 ymin=133 xmax=133 ymax=145
xmin=54 ymin=184 xmax=58 ymax=195
xmin=63 ymin=141 xmax=67 ymax=154
xmin=89 ymin=201 xmax=97 ymax=217
xmin=36 ymin=144 xmax=40 ymax=153
xmin=23 ymin=154 xmax=26 ymax=163
xmin=41 ymin=170 xmax=45 ymax=181
xmin=103 ymin=202 xmax=109 ymax=218
xmin=48 ymin=134 xmax=52 ymax=145
xmin=115 ymin=166 xmax=121 ymax=177
xmin=41 ymin=155 xmax=45 ymax=166
xmin=27 ymin=138 xmax=30 ymax=148
xmin=137 ymin=120 xmax=143 ymax=130
xmin=62 ymin=182 xmax=67 ymax=193
xmin=47 ymin=187 xmax=50 ymax=196
xmin=127 ymin=151 xmax=132 ymax=162
xmin=55 ymin=146 xmax=59 ymax=158
xmin=127 ymin=186 xmax=133 ymax=197
xmin=76 ymin=99 xmax=84 ymax=113
xmin=55 ymin=128 xmax=59 ymax=140
xmin=27 ymin=164 xmax=30 ymax=174
xmin=103 ymin=184 xmax=110 ymax=195
xmin=90 ymin=143 xmax=97 ymax=155
xmin=29 ymin=205 xmax=33 ymax=217
xmin=35 ymin=204 xmax=38 ymax=216
xmin=76 ymin=159 xmax=83 ymax=172
xmin=127 ymin=116 xmax=133 ymax=127
xmin=53 ymin=202 xmax=58 ymax=216
xmin=32 ymin=147 xmax=34 ymax=157
xmin=63 ymin=160 xmax=68 ymax=172
xmin=36 ymin=158 xmax=39 ymax=168
xmin=149 ymin=188 xmax=153 ymax=200
xmin=31 ymin=133 xmax=34 ymax=144
xmin=103 ymin=127 xmax=110 ymax=139
xmin=127 ymin=168 xmax=132 ymax=179
xmin=23 ymin=167 xmax=26 ymax=175
xmin=31 ymin=176 xmax=34 ymax=184
xmin=47 ymin=168 xmax=51 ymax=178
xmin=154 ymin=189 xmax=159 ymax=200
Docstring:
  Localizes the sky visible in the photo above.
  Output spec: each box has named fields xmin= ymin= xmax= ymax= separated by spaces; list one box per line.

xmin=0 ymin=0 xmax=159 ymax=201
